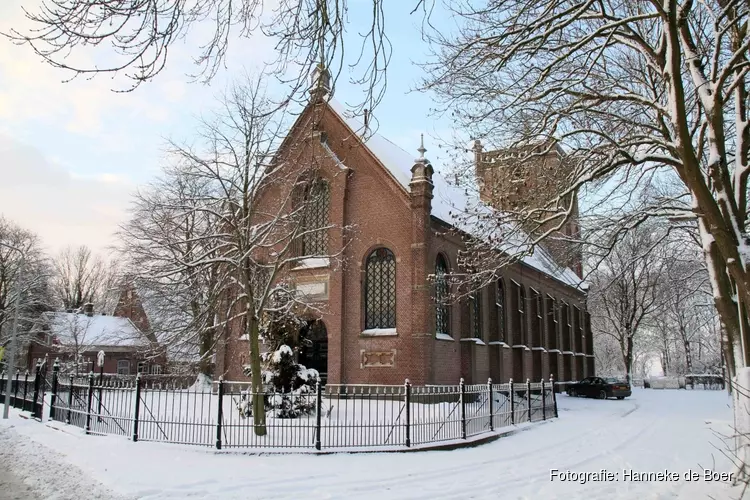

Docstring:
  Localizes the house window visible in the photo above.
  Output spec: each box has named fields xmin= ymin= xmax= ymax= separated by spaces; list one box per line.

xmin=150 ymin=365 xmax=162 ymax=375
xmin=435 ymin=255 xmax=450 ymax=336
xmin=137 ymin=361 xmax=147 ymax=374
xmin=364 ymin=247 xmax=396 ymax=329
xmin=470 ymin=290 xmax=482 ymax=339
xmin=496 ymin=280 xmax=506 ymax=342
xmin=117 ymin=360 xmax=130 ymax=375
xmin=296 ymin=179 xmax=330 ymax=256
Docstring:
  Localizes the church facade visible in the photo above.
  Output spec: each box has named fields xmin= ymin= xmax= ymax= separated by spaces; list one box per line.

xmin=214 ymin=80 xmax=593 ymax=386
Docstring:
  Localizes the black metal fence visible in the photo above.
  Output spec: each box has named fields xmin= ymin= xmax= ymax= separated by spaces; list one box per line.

xmin=0 ymin=360 xmax=557 ymax=451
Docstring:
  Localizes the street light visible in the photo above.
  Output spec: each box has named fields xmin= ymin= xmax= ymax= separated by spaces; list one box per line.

xmin=1 ymin=242 xmax=25 ymax=419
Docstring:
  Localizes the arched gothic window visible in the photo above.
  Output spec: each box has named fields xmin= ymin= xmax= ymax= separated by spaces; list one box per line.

xmin=471 ymin=290 xmax=482 ymax=339
xmin=435 ymin=255 xmax=450 ymax=336
xmin=295 ymin=179 xmax=330 ymax=256
xmin=496 ymin=280 xmax=506 ymax=342
xmin=519 ymin=284 xmax=527 ymax=345
xmin=364 ymin=248 xmax=396 ymax=329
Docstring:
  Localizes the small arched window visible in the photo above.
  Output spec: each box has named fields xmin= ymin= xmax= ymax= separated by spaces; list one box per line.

xmin=435 ymin=255 xmax=450 ymax=336
xmin=496 ymin=280 xmax=506 ymax=342
xmin=364 ymin=248 xmax=396 ymax=329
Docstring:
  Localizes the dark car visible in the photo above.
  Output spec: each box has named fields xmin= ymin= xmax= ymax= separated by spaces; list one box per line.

xmin=567 ymin=376 xmax=632 ymax=400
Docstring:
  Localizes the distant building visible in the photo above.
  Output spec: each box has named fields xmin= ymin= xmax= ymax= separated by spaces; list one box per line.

xmin=26 ymin=285 xmax=165 ymax=375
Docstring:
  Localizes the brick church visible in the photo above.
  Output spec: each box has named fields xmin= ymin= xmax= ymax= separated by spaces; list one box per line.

xmin=215 ymin=69 xmax=593 ymax=386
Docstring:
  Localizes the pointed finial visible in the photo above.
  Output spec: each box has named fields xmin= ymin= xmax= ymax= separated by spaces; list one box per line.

xmin=417 ymin=133 xmax=426 ymax=160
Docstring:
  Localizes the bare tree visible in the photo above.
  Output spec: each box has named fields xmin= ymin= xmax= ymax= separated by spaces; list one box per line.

xmin=118 ymin=165 xmax=225 ymax=377
xmin=8 ymin=0 xmax=397 ymax=114
xmin=144 ymin=75 xmax=343 ymax=435
xmin=0 ymin=216 xmax=53 ymax=369
xmin=420 ymin=0 xmax=750 ymax=382
xmin=52 ymin=245 xmax=119 ymax=313
xmin=588 ymin=223 xmax=668 ymax=383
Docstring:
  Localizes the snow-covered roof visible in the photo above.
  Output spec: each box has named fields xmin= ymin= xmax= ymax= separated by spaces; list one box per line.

xmin=326 ymin=99 xmax=585 ymax=290
xmin=39 ymin=312 xmax=149 ymax=348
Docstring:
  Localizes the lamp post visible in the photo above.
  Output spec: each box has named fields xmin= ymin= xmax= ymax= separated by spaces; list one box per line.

xmin=1 ymin=242 xmax=25 ymax=419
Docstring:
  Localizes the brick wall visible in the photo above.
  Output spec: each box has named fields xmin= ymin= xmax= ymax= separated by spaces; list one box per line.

xmin=218 ymin=98 xmax=590 ymax=386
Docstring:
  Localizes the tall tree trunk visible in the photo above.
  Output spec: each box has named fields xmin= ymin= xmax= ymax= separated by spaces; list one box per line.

xmin=198 ymin=326 xmax=214 ymax=377
xmin=248 ymin=314 xmax=267 ymax=436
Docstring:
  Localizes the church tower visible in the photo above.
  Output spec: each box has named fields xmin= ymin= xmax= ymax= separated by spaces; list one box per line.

xmin=474 ymin=140 xmax=582 ymax=277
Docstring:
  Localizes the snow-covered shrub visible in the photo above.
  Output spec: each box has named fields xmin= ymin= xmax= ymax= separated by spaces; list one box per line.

xmin=262 ymin=345 xmax=319 ymax=418
xmin=239 ymin=307 xmax=321 ymax=419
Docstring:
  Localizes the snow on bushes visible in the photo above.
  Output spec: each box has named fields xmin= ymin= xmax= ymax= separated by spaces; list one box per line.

xmin=237 ymin=309 xmax=321 ymax=419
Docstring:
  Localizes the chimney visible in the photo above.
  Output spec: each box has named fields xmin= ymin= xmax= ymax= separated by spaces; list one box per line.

xmin=83 ymin=303 xmax=94 ymax=317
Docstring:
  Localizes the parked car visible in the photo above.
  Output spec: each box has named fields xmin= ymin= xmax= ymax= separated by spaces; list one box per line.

xmin=567 ymin=376 xmax=632 ymax=400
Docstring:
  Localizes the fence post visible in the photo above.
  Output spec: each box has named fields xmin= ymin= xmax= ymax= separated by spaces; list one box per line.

xmin=49 ymin=359 xmax=60 ymax=421
xmin=84 ymin=371 xmax=94 ymax=434
xmin=405 ymin=379 xmax=411 ymax=447
xmin=31 ymin=360 xmax=42 ymax=419
xmin=526 ymin=379 xmax=532 ymax=423
xmin=13 ymin=370 xmax=19 ymax=409
xmin=487 ymin=378 xmax=494 ymax=432
xmin=314 ymin=381 xmax=322 ymax=450
xmin=66 ymin=376 xmax=73 ymax=424
xmin=541 ymin=378 xmax=546 ymax=421
xmin=509 ymin=378 xmax=515 ymax=425
xmin=551 ymin=374 xmax=558 ymax=418
xmin=460 ymin=378 xmax=466 ymax=440
xmin=22 ymin=371 xmax=29 ymax=412
xmin=216 ymin=377 xmax=224 ymax=450
xmin=132 ymin=373 xmax=141 ymax=442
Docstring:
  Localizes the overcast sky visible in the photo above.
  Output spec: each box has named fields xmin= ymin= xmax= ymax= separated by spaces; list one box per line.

xmin=0 ymin=1 xmax=451 ymax=257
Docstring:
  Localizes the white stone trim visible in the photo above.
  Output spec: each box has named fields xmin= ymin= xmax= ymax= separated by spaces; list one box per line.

xmin=361 ymin=328 xmax=398 ymax=337
xmin=460 ymin=337 xmax=486 ymax=345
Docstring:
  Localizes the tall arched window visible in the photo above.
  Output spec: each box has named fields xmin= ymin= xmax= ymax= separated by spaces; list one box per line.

xmin=435 ymin=255 xmax=450 ymax=336
xmin=496 ymin=280 xmax=506 ymax=342
xmin=364 ymin=248 xmax=396 ymax=329
xmin=295 ymin=179 xmax=330 ymax=256
xmin=471 ymin=290 xmax=482 ymax=339
xmin=519 ymin=284 xmax=527 ymax=345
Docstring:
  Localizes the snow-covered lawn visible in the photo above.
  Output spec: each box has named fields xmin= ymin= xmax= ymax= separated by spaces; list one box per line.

xmin=0 ymin=388 xmax=742 ymax=499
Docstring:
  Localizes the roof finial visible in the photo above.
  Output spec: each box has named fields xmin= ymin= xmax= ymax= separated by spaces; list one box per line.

xmin=417 ymin=133 xmax=426 ymax=160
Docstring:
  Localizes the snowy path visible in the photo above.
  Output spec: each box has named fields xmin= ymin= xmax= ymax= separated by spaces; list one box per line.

xmin=0 ymin=388 xmax=741 ymax=499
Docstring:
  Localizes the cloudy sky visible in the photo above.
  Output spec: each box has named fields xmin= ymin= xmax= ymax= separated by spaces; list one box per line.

xmin=0 ymin=1 xmax=449 ymax=257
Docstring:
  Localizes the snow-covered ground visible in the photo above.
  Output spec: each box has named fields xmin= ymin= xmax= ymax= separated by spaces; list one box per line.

xmin=0 ymin=388 xmax=743 ymax=499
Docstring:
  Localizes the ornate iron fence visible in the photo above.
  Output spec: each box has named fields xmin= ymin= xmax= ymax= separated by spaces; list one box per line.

xmin=0 ymin=361 xmax=557 ymax=451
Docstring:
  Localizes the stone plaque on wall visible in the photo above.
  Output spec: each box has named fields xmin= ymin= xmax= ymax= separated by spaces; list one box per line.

xmin=294 ymin=277 xmax=329 ymax=301
xmin=360 ymin=350 xmax=396 ymax=368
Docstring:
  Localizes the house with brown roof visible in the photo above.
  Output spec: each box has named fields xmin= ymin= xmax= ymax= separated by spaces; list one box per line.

xmin=215 ymin=70 xmax=593 ymax=386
